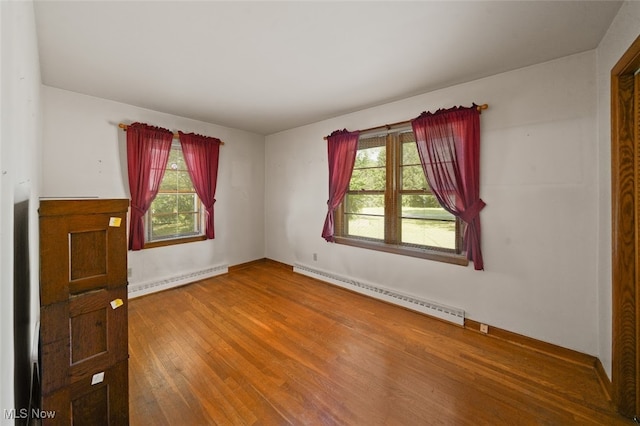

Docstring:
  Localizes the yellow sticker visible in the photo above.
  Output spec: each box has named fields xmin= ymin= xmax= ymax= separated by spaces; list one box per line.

xmin=110 ymin=298 xmax=124 ymax=309
xmin=109 ymin=217 xmax=122 ymax=227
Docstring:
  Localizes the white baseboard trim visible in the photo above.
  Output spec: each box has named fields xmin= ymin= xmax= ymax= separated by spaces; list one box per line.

xmin=294 ymin=263 xmax=465 ymax=326
xmin=128 ymin=264 xmax=228 ymax=298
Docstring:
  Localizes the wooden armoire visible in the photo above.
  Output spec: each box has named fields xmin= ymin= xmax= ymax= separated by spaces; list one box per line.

xmin=39 ymin=199 xmax=129 ymax=425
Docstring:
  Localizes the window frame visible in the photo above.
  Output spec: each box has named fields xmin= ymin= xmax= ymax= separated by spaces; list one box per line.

xmin=143 ymin=141 xmax=206 ymax=249
xmin=334 ymin=128 xmax=468 ymax=266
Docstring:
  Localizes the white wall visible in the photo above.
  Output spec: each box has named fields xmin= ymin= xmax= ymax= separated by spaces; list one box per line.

xmin=595 ymin=1 xmax=640 ymax=379
xmin=0 ymin=0 xmax=42 ymax=423
xmin=41 ymin=87 xmax=265 ymax=291
xmin=266 ymin=51 xmax=600 ymax=357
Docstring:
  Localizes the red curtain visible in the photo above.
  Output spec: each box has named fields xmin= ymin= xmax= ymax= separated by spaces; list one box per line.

xmin=322 ymin=129 xmax=360 ymax=242
xmin=126 ymin=122 xmax=174 ymax=250
xmin=411 ymin=105 xmax=486 ymax=270
xmin=179 ymin=131 xmax=221 ymax=239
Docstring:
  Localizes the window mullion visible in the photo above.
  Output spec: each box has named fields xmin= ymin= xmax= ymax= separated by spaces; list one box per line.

xmin=336 ymin=200 xmax=345 ymax=236
xmin=385 ymin=134 xmax=399 ymax=244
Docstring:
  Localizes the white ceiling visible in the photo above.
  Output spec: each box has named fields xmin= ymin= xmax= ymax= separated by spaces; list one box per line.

xmin=34 ymin=1 xmax=622 ymax=135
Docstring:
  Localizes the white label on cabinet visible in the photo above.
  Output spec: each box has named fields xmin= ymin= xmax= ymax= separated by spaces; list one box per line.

xmin=91 ymin=372 xmax=105 ymax=385
xmin=109 ymin=217 xmax=122 ymax=227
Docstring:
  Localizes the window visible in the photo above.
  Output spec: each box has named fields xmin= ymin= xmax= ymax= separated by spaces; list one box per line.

xmin=145 ymin=142 xmax=205 ymax=247
xmin=335 ymin=129 xmax=466 ymax=265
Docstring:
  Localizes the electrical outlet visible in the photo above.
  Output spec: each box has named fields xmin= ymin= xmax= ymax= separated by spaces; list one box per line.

xmin=480 ymin=323 xmax=489 ymax=334
xmin=313 ymin=253 xmax=318 ymax=261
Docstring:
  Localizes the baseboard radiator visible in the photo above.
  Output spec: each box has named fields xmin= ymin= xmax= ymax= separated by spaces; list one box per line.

xmin=293 ymin=263 xmax=465 ymax=326
xmin=128 ymin=264 xmax=228 ymax=298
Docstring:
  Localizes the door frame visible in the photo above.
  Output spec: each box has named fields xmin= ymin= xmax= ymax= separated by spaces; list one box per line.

xmin=612 ymin=34 xmax=640 ymax=418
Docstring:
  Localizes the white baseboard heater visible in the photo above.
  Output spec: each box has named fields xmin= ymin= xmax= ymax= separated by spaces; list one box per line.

xmin=293 ymin=263 xmax=465 ymax=326
xmin=128 ymin=264 xmax=228 ymax=298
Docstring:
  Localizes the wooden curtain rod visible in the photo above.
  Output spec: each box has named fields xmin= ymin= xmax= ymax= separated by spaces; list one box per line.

xmin=118 ymin=123 xmax=225 ymax=145
xmin=323 ymin=103 xmax=488 ymax=140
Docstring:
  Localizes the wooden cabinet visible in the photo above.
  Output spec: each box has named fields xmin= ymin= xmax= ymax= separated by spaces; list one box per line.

xmin=39 ymin=199 xmax=130 ymax=425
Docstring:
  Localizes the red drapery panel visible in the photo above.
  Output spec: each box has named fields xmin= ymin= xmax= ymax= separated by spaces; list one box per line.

xmin=322 ymin=129 xmax=360 ymax=242
xmin=126 ymin=122 xmax=174 ymax=250
xmin=411 ymin=105 xmax=486 ymax=270
xmin=178 ymin=131 xmax=221 ymax=239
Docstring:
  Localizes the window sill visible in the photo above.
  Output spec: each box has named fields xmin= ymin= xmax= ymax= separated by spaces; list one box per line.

xmin=333 ymin=236 xmax=469 ymax=266
xmin=143 ymin=235 xmax=207 ymax=249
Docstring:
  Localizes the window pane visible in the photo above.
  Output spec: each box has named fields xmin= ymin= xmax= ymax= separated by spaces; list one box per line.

xmin=401 ymin=218 xmax=456 ymax=249
xmin=152 ymin=194 xmax=177 ymax=214
xmin=401 ymin=194 xmax=456 ymax=249
xmin=401 ymin=195 xmax=451 ymax=218
xmin=177 ymin=193 xmax=197 ymax=211
xmin=177 ymin=171 xmax=194 ymax=191
xmin=346 ymin=214 xmax=384 ymax=240
xmin=401 ymin=165 xmax=427 ymax=190
xmin=159 ymin=170 xmax=177 ymax=191
xmin=401 ymin=139 xmax=429 ymax=190
xmin=402 ymin=139 xmax=420 ymax=165
xmin=151 ymin=213 xmax=178 ymax=239
xmin=167 ymin=147 xmax=180 ymax=165
xmin=344 ymin=193 xmax=384 ymax=240
xmin=177 ymin=212 xmax=199 ymax=234
xmin=345 ymin=194 xmax=384 ymax=215
xmin=349 ymin=167 xmax=385 ymax=191
xmin=150 ymin=212 xmax=200 ymax=239
xmin=174 ymin=150 xmax=187 ymax=170
xmin=354 ymin=145 xmax=386 ymax=168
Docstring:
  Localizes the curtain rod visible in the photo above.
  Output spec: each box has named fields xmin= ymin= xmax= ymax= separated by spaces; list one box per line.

xmin=118 ymin=123 xmax=225 ymax=145
xmin=323 ymin=103 xmax=488 ymax=140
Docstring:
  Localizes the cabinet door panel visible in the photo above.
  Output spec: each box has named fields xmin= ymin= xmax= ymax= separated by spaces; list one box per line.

xmin=40 ymin=286 xmax=129 ymax=394
xmin=68 ymin=286 xmax=129 ymax=382
xmin=40 ymin=200 xmax=128 ymax=305
xmin=42 ymin=360 xmax=129 ymax=426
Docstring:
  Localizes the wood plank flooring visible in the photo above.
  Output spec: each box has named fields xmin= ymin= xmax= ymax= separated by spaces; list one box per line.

xmin=128 ymin=260 xmax=631 ymax=425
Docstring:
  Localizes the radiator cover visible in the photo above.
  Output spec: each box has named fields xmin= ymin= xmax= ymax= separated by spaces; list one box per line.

xmin=128 ymin=264 xmax=228 ymax=298
xmin=293 ymin=263 xmax=465 ymax=326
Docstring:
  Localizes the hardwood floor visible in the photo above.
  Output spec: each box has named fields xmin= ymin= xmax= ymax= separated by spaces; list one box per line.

xmin=128 ymin=260 xmax=631 ymax=425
